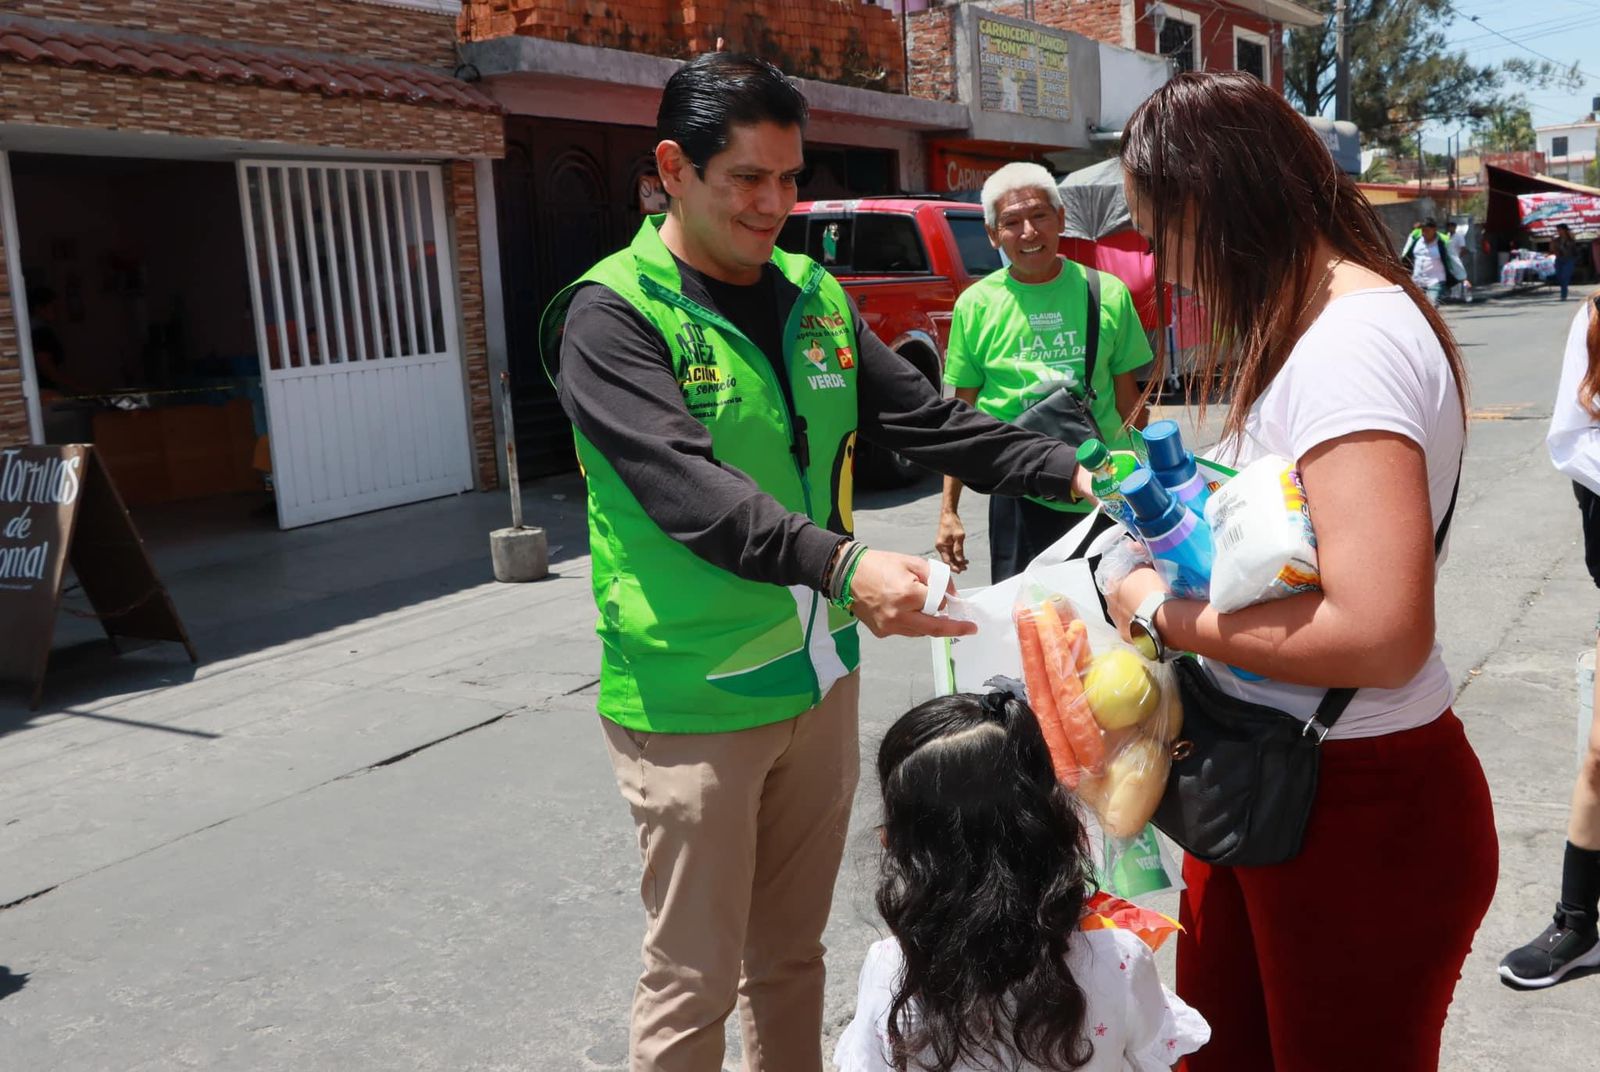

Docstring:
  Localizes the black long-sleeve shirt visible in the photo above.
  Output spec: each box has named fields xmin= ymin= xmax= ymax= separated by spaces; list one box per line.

xmin=555 ymin=257 xmax=1078 ymax=590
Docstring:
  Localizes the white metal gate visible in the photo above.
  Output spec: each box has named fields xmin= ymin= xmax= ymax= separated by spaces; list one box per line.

xmin=238 ymin=161 xmax=474 ymax=528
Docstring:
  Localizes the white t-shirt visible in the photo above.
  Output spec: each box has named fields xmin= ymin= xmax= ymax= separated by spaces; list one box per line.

xmin=833 ymin=931 xmax=1209 ymax=1072
xmin=1205 ymin=286 xmax=1465 ymax=739
xmin=1411 ymin=238 xmax=1448 ymax=285
xmin=1547 ymin=300 xmax=1600 ymax=495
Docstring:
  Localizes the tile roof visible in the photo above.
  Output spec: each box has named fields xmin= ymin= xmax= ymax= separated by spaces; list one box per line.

xmin=0 ymin=14 xmax=501 ymax=113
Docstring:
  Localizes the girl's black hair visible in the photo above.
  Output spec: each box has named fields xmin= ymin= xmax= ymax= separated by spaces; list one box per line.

xmin=875 ymin=692 xmax=1096 ymax=1072
xmin=656 ymin=52 xmax=809 ymax=174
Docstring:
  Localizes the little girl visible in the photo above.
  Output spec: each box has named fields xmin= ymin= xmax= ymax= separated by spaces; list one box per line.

xmin=834 ymin=688 xmax=1208 ymax=1072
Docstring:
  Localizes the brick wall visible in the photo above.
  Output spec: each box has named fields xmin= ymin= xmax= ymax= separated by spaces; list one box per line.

xmin=0 ymin=215 xmax=24 ymax=447
xmin=0 ymin=62 xmax=503 ymax=158
xmin=461 ymin=0 xmax=905 ymax=92
xmin=446 ymin=161 xmax=498 ymax=490
xmin=989 ymin=0 xmax=1125 ymax=46
xmin=1 ymin=0 xmax=460 ymax=69
xmin=906 ymin=5 xmax=956 ymax=103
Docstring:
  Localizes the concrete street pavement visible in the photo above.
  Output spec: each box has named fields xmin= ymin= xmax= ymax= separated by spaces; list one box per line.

xmin=2 ymin=290 xmax=1599 ymax=1069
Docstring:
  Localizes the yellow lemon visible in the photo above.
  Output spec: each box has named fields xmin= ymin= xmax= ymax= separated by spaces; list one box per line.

xmin=1082 ymin=649 xmax=1160 ymax=730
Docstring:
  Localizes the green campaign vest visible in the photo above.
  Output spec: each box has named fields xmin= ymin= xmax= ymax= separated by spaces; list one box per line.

xmin=540 ymin=217 xmax=862 ymax=733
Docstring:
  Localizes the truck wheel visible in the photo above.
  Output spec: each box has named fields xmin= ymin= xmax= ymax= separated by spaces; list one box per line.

xmin=858 ymin=439 xmax=923 ymax=487
xmin=856 ymin=345 xmax=938 ymax=489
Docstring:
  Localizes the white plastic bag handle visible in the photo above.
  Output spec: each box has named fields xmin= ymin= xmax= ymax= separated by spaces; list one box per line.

xmin=923 ymin=559 xmax=952 ymax=616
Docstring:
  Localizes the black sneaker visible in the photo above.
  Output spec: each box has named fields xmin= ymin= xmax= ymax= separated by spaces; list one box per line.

xmin=1498 ymin=908 xmax=1600 ymax=989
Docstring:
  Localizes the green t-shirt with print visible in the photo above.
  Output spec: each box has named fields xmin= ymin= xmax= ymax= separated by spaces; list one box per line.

xmin=944 ymin=258 xmax=1153 ymax=511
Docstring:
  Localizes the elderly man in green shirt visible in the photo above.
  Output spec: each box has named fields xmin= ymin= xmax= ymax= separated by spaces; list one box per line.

xmin=935 ymin=162 xmax=1154 ymax=580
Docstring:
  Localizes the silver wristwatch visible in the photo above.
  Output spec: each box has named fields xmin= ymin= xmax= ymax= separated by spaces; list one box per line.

xmin=1129 ymin=590 xmax=1173 ymax=662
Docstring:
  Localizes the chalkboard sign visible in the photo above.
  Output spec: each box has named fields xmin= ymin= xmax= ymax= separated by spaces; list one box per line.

xmin=0 ymin=444 xmax=194 ymax=707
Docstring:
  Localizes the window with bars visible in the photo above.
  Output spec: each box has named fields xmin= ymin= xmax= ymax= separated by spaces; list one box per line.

xmin=1236 ymin=35 xmax=1266 ymax=81
xmin=1160 ymin=17 xmax=1198 ymax=73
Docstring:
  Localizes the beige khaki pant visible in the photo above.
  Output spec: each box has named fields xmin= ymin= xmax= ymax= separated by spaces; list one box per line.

xmin=601 ymin=672 xmax=861 ymax=1072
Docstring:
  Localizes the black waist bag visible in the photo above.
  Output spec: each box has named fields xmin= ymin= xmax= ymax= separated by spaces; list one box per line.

xmin=1151 ymin=659 xmax=1340 ymax=867
xmin=1151 ymin=466 xmax=1461 ymax=868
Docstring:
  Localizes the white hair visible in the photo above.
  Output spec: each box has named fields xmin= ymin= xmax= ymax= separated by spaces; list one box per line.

xmin=980 ymin=162 xmax=1063 ymax=229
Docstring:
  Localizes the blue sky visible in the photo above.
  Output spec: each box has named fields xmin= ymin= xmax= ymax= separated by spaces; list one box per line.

xmin=1422 ymin=0 xmax=1600 ymax=149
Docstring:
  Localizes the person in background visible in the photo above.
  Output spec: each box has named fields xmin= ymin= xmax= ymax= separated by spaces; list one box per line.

xmin=1554 ymin=223 xmax=1580 ymax=302
xmin=27 ymin=285 xmax=80 ymax=396
xmin=1500 ymin=290 xmax=1600 ymax=988
xmin=1400 ymin=216 xmax=1468 ymax=306
xmin=1107 ymin=73 xmax=1493 ymax=1070
xmin=834 ymin=688 xmax=1209 ymax=1071
xmin=546 ymin=53 xmax=1093 ymax=1072
xmin=936 ymin=163 xmax=1153 ymax=582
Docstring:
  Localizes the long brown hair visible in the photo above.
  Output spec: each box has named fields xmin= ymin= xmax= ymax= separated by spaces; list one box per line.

xmin=1121 ymin=73 xmax=1469 ymax=442
xmin=1583 ymin=292 xmax=1600 ymax=418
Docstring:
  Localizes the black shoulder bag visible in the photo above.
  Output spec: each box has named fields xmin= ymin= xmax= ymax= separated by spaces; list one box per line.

xmin=1011 ymin=267 xmax=1102 ymax=449
xmin=1151 ymin=467 xmax=1462 ymax=868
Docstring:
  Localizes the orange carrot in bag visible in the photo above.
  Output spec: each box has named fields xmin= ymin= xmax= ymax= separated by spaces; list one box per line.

xmin=1014 ymin=606 xmax=1081 ymax=788
xmin=1035 ymin=600 xmax=1107 ymax=776
xmin=1064 ymin=617 xmax=1092 ymax=675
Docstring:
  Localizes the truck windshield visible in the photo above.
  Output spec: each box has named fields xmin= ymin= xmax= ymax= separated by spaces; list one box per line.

xmin=945 ymin=212 xmax=1004 ymax=276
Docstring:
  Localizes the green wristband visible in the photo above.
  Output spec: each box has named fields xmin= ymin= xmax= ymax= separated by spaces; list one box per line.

xmin=833 ymin=545 xmax=867 ymax=613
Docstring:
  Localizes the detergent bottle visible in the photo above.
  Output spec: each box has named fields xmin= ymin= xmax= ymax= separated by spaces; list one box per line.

xmin=1142 ymin=419 xmax=1213 ymax=514
xmin=1121 ymin=469 xmax=1213 ymax=600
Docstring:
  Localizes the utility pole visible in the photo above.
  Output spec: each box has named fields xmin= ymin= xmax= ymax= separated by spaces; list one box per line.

xmin=1334 ymin=0 xmax=1351 ymax=123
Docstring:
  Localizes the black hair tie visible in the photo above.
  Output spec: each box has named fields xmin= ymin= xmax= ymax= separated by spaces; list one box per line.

xmin=980 ymin=676 xmax=1029 ymax=719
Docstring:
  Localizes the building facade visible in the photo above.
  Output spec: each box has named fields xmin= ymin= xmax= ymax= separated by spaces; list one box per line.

xmin=944 ymin=0 xmax=1321 ymax=95
xmin=1537 ymin=119 xmax=1600 ymax=185
xmin=458 ymin=0 xmax=971 ymax=474
xmin=0 ymin=0 xmax=506 ymax=528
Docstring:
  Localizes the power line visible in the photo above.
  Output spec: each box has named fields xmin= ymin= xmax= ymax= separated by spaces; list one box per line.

xmin=1450 ymin=6 xmax=1600 ymax=82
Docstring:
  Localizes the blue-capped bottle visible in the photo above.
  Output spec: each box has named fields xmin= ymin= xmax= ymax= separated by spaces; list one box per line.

xmin=1120 ymin=468 xmax=1212 ymax=601
xmin=1143 ymin=419 xmax=1213 ymax=514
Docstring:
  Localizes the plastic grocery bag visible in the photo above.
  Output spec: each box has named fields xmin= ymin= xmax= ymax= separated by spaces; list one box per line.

xmin=1086 ymin=818 xmax=1186 ymax=900
xmin=1010 ymin=588 xmax=1181 ymax=837
xmin=931 ymin=508 xmax=1122 ymax=696
xmin=1204 ymin=454 xmax=1321 ymax=613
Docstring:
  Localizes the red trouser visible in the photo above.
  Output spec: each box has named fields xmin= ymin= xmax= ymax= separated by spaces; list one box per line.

xmin=1176 ymin=710 xmax=1498 ymax=1072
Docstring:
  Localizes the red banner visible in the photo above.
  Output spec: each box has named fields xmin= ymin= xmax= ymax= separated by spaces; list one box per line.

xmin=1517 ymin=191 xmax=1600 ymax=240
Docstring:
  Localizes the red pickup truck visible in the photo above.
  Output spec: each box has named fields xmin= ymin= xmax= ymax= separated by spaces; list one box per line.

xmin=779 ymin=197 xmax=1002 ymax=484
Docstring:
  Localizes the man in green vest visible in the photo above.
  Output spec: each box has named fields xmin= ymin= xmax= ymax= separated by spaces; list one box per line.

xmin=543 ymin=53 xmax=1087 ymax=1071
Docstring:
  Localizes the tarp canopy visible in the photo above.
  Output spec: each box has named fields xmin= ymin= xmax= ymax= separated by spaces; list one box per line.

xmin=1486 ymin=164 xmax=1600 ymax=238
xmin=1058 ymin=156 xmax=1130 ymax=241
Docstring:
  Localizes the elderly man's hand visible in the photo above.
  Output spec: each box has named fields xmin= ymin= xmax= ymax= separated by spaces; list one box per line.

xmin=848 ymin=549 xmax=976 ymax=639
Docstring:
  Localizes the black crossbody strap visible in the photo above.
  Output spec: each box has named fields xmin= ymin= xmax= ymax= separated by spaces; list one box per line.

xmin=1083 ymin=267 xmax=1101 ymax=398
xmin=1313 ymin=455 xmax=1463 ymax=728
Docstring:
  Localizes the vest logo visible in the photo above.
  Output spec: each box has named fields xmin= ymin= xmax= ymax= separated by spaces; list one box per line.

xmin=835 ymin=346 xmax=854 ymax=369
xmin=804 ymin=340 xmax=828 ymax=371
xmin=674 ymin=320 xmax=715 ymax=365
xmin=800 ymin=311 xmax=847 ymax=332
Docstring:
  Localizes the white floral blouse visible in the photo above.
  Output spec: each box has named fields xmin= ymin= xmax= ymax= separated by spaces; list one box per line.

xmin=833 ymin=929 xmax=1209 ymax=1072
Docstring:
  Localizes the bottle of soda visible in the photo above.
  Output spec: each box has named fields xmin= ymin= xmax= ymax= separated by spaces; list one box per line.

xmin=1075 ymin=438 xmax=1140 ymax=527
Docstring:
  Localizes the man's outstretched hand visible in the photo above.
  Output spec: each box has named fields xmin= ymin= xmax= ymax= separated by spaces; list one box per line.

xmin=848 ymin=550 xmax=976 ymax=638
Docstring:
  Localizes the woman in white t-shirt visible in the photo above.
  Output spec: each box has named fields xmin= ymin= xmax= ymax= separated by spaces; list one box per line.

xmin=1101 ymin=73 xmax=1496 ymax=1071
xmin=1496 ymin=296 xmax=1600 ymax=989
xmin=834 ymin=689 xmax=1209 ymax=1072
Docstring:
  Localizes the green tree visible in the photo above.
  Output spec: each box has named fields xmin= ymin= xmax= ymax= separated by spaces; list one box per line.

xmin=1361 ymin=155 xmax=1398 ymax=183
xmin=1284 ymin=1 xmax=1579 ymax=151
xmin=1472 ymin=103 xmax=1537 ymax=152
